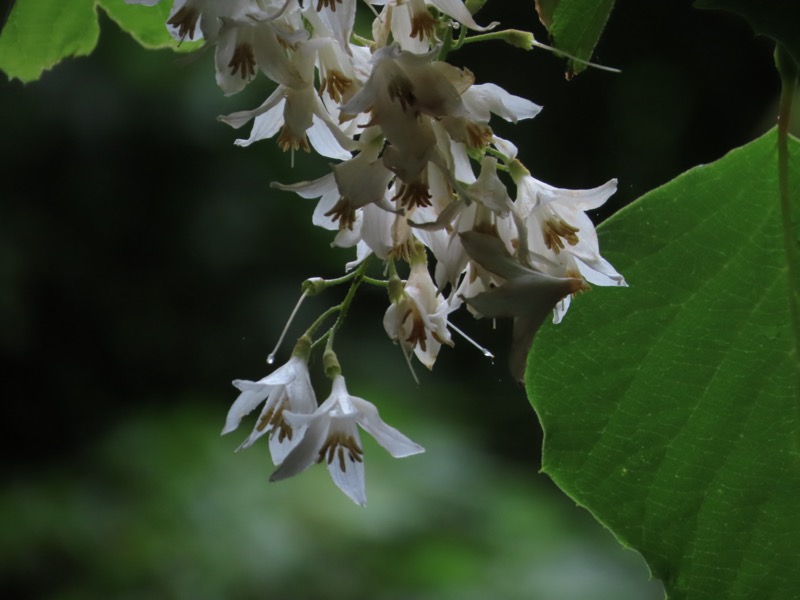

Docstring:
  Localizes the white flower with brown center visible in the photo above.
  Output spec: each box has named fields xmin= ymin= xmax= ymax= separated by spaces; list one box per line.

xmin=384 ymin=251 xmax=453 ymax=369
xmin=222 ymin=352 xmax=318 ymax=465
xmin=512 ymin=163 xmax=626 ymax=287
xmin=271 ymin=375 xmax=424 ymax=505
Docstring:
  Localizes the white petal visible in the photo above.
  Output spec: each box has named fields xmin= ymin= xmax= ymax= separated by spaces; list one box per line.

xmin=451 ymin=141 xmax=476 ymax=183
xmin=307 ymin=115 xmax=353 ymax=160
xmin=428 ymin=0 xmax=498 ymax=31
xmin=351 ymin=397 xmax=425 ymax=458
xmin=222 ymin=383 xmax=270 ymax=434
xmin=464 ymin=83 xmax=542 ymax=123
xmin=344 ymin=240 xmax=372 ymax=271
xmin=316 ymin=0 xmax=357 ymax=54
xmin=326 ymin=421 xmax=367 ymax=506
xmin=268 ymin=424 xmax=308 ymax=466
xmin=491 ymin=135 xmax=518 ymax=159
xmin=270 ymin=415 xmax=329 ymax=481
xmin=360 ymin=203 xmax=394 ymax=260
xmin=272 ymin=171 xmax=337 ymax=200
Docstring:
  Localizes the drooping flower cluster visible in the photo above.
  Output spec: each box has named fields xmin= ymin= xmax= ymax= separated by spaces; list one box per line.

xmin=128 ymin=0 xmax=625 ymax=504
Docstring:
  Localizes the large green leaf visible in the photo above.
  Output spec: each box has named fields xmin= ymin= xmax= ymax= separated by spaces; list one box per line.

xmin=544 ymin=0 xmax=615 ymax=78
xmin=527 ymin=130 xmax=800 ymax=599
xmin=0 ymin=0 xmax=198 ymax=83
xmin=0 ymin=0 xmax=99 ymax=82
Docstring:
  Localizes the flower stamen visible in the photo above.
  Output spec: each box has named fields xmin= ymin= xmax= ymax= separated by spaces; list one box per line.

xmin=167 ymin=5 xmax=200 ymax=41
xmin=256 ymin=398 xmax=294 ymax=442
xmin=323 ymin=199 xmax=358 ymax=230
xmin=277 ymin=126 xmax=311 ymax=153
xmin=465 ymin=122 xmax=493 ymax=149
xmin=393 ymin=181 xmax=432 ymax=209
xmin=410 ymin=12 xmax=437 ymax=40
xmin=320 ymin=70 xmax=353 ymax=104
xmin=401 ymin=306 xmax=428 ymax=351
xmin=542 ymin=219 xmax=580 ymax=253
xmin=228 ymin=42 xmax=256 ymax=80
xmin=316 ymin=0 xmax=342 ymax=12
xmin=317 ymin=431 xmax=364 ymax=471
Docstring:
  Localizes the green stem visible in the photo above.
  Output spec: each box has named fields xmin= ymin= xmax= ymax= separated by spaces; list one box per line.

xmin=437 ymin=23 xmax=455 ymax=61
xmin=460 ymin=29 xmax=515 ymax=46
xmin=775 ymin=45 xmax=800 ymax=388
xmin=309 ymin=259 xmax=371 ymax=354
xmin=306 ymin=305 xmax=341 ymax=339
xmin=363 ymin=276 xmax=389 ymax=287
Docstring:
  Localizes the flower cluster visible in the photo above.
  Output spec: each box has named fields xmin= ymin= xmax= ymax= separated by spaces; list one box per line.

xmin=128 ymin=0 xmax=625 ymax=504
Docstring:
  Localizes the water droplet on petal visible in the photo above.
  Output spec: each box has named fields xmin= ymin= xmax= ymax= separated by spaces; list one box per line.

xmin=266 ymin=353 xmax=276 ymax=365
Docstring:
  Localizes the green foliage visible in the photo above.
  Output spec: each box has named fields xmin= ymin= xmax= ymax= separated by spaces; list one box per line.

xmin=528 ymin=130 xmax=800 ymax=599
xmin=0 ymin=402 xmax=662 ymax=599
xmin=0 ymin=0 xmax=198 ymax=83
xmin=539 ymin=0 xmax=615 ymax=77
xmin=0 ymin=0 xmax=99 ymax=83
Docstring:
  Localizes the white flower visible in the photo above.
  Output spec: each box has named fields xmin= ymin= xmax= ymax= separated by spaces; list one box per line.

xmin=513 ymin=166 xmax=626 ymax=288
xmin=340 ymin=44 xmax=467 ymax=152
xmin=162 ymin=0 xmax=253 ymax=43
xmin=328 ymin=143 xmax=395 ymax=229
xmin=214 ymin=7 xmax=303 ymax=96
xmin=442 ymin=83 xmax=542 ymax=149
xmin=222 ymin=354 xmax=317 ymax=465
xmin=218 ymin=37 xmax=355 ymax=158
xmin=384 ymin=256 xmax=453 ymax=368
xmin=271 ymin=375 xmax=424 ymax=505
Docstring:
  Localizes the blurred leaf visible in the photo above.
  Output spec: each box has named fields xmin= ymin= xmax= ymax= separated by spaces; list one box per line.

xmin=694 ymin=0 xmax=800 ymax=68
xmin=98 ymin=0 xmax=201 ymax=52
xmin=0 ymin=0 xmax=99 ymax=83
xmin=0 ymin=402 xmax=662 ymax=599
xmin=528 ymin=130 xmax=800 ymax=599
xmin=0 ymin=0 xmax=197 ymax=83
xmin=547 ymin=0 xmax=615 ymax=78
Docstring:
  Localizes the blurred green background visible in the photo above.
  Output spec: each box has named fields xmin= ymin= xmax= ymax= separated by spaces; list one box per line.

xmin=0 ymin=1 xmax=788 ymax=598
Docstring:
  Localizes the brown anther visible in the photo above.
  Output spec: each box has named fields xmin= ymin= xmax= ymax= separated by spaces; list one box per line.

xmin=167 ymin=5 xmax=200 ymax=41
xmin=320 ymin=70 xmax=353 ymax=104
xmin=402 ymin=306 xmax=427 ymax=351
xmin=317 ymin=431 xmax=364 ymax=472
xmin=465 ymin=122 xmax=493 ymax=149
xmin=316 ymin=0 xmax=342 ymax=11
xmin=255 ymin=399 xmax=295 ymax=442
xmin=256 ymin=409 xmax=274 ymax=432
xmin=277 ymin=126 xmax=311 ymax=153
xmin=472 ymin=222 xmax=499 ymax=237
xmin=542 ymin=218 xmax=580 ymax=254
xmin=410 ymin=12 xmax=438 ymax=40
xmin=323 ymin=199 xmax=357 ymax=231
xmin=393 ymin=182 xmax=432 ymax=209
xmin=389 ymin=238 xmax=416 ymax=262
xmin=228 ymin=43 xmax=256 ymax=80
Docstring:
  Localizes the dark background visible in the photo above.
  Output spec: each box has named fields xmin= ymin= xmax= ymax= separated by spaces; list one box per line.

xmin=0 ymin=1 xmax=787 ymax=598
